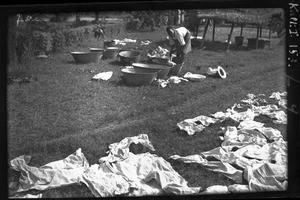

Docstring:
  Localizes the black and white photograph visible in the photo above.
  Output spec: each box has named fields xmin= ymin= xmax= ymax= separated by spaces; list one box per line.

xmin=3 ymin=0 xmax=300 ymax=199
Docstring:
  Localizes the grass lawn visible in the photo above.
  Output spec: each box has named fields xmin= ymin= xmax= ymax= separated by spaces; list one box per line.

xmin=7 ymin=23 xmax=286 ymax=197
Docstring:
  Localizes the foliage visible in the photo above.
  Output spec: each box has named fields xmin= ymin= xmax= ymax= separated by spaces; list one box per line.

xmin=125 ymin=10 xmax=176 ymax=32
xmin=71 ymin=20 xmax=90 ymax=28
xmin=32 ymin=31 xmax=53 ymax=54
xmin=51 ymin=30 xmax=66 ymax=52
xmin=269 ymin=12 xmax=285 ymax=36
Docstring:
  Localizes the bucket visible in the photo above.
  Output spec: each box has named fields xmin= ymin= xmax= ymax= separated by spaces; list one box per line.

xmin=235 ymin=36 xmax=244 ymax=46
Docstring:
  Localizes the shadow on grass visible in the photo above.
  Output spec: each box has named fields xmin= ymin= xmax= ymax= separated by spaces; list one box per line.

xmin=192 ymin=39 xmax=250 ymax=52
xmin=108 ymin=60 xmax=125 ymax=66
xmin=153 ymin=38 xmax=250 ymax=53
xmin=110 ymin=78 xmax=151 ymax=88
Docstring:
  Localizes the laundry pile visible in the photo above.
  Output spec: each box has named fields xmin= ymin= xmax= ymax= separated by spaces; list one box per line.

xmin=177 ymin=92 xmax=287 ymax=136
xmin=9 ymin=134 xmax=201 ymax=198
xmin=113 ymin=38 xmax=137 ymax=46
xmin=171 ymin=92 xmax=287 ymax=193
xmin=147 ymin=46 xmax=169 ymax=59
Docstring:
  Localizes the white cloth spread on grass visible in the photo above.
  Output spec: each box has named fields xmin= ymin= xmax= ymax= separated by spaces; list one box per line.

xmin=178 ymin=92 xmax=287 ymax=136
xmin=154 ymin=77 xmax=189 ymax=88
xmin=171 ymin=92 xmax=287 ymax=193
xmin=99 ymin=134 xmax=155 ymax=163
xmin=92 ymin=71 xmax=113 ymax=81
xmin=183 ymin=72 xmax=206 ymax=81
xmin=10 ymin=148 xmax=89 ymax=192
xmin=177 ymin=115 xmax=219 ymax=136
xmin=10 ymin=134 xmax=201 ymax=197
xmin=10 ymin=193 xmax=43 ymax=198
xmin=81 ymin=135 xmax=201 ymax=197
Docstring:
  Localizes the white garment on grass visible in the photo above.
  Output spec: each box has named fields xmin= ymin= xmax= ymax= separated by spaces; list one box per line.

xmin=177 ymin=115 xmax=219 ymax=135
xmin=92 ymin=71 xmax=113 ymax=81
xmin=99 ymin=134 xmax=155 ymax=163
xmin=10 ymin=148 xmax=89 ymax=192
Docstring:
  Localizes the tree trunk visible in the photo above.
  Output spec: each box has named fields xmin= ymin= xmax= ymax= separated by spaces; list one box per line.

xmin=201 ymin=18 xmax=210 ymax=48
xmin=212 ymin=18 xmax=216 ymax=42
xmin=8 ymin=15 xmax=17 ymax=65
xmin=240 ymin=23 xmax=244 ymax=36
xmin=95 ymin=12 xmax=100 ymax=22
xmin=255 ymin=25 xmax=259 ymax=49
xmin=76 ymin=13 xmax=80 ymax=22
xmin=227 ymin=22 xmax=235 ymax=50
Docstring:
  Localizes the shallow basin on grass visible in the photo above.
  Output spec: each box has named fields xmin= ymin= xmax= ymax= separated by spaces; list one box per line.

xmin=71 ymin=52 xmax=102 ymax=64
xmin=132 ymin=63 xmax=171 ymax=79
xmin=121 ymin=68 xmax=159 ymax=86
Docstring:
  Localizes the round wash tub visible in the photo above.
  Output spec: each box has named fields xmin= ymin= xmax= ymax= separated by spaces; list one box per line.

xmin=103 ymin=47 xmax=121 ymax=59
xmin=121 ymin=68 xmax=159 ymax=86
xmin=89 ymin=48 xmax=105 ymax=53
xmin=119 ymin=50 xmax=142 ymax=65
xmin=71 ymin=52 xmax=102 ymax=64
xmin=132 ymin=63 xmax=171 ymax=79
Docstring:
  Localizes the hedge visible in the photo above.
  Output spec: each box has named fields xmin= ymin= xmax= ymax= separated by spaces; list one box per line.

xmin=15 ymin=22 xmax=95 ymax=60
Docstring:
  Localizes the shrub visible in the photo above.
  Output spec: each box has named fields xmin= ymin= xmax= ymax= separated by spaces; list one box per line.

xmin=32 ymin=31 xmax=53 ymax=54
xmin=51 ymin=30 xmax=66 ymax=52
xmin=125 ymin=18 xmax=141 ymax=31
xmin=62 ymin=28 xmax=78 ymax=46
xmin=70 ymin=20 xmax=90 ymax=28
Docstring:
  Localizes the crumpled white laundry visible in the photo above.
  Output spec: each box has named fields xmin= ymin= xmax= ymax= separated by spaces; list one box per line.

xmin=81 ymin=162 xmax=132 ymax=197
xmin=183 ymin=72 xmax=206 ymax=81
xmin=92 ymin=71 xmax=113 ymax=81
xmin=244 ymin=162 xmax=287 ymax=191
xmin=10 ymin=193 xmax=43 ymax=198
xmin=238 ymin=120 xmax=264 ymax=130
xmin=154 ymin=76 xmax=189 ymax=88
xmin=140 ymin=40 xmax=151 ymax=45
xmin=227 ymin=184 xmax=251 ymax=193
xmin=269 ymin=92 xmax=287 ymax=101
xmin=168 ymin=76 xmax=189 ymax=84
xmin=99 ymin=134 xmax=155 ymax=163
xmin=200 ymin=185 xmax=229 ymax=194
xmin=82 ymin=140 xmax=201 ymax=197
xmin=10 ymin=148 xmax=89 ymax=192
xmin=177 ymin=115 xmax=219 ymax=135
xmin=170 ymin=125 xmax=287 ymax=192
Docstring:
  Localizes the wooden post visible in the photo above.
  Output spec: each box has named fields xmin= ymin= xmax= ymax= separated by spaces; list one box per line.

xmin=255 ymin=25 xmax=259 ymax=49
xmin=227 ymin=22 xmax=235 ymax=51
xmin=268 ymin=26 xmax=272 ymax=39
xmin=212 ymin=18 xmax=216 ymax=42
xmin=259 ymin=25 xmax=262 ymax=37
xmin=240 ymin=23 xmax=244 ymax=36
xmin=201 ymin=18 xmax=210 ymax=48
